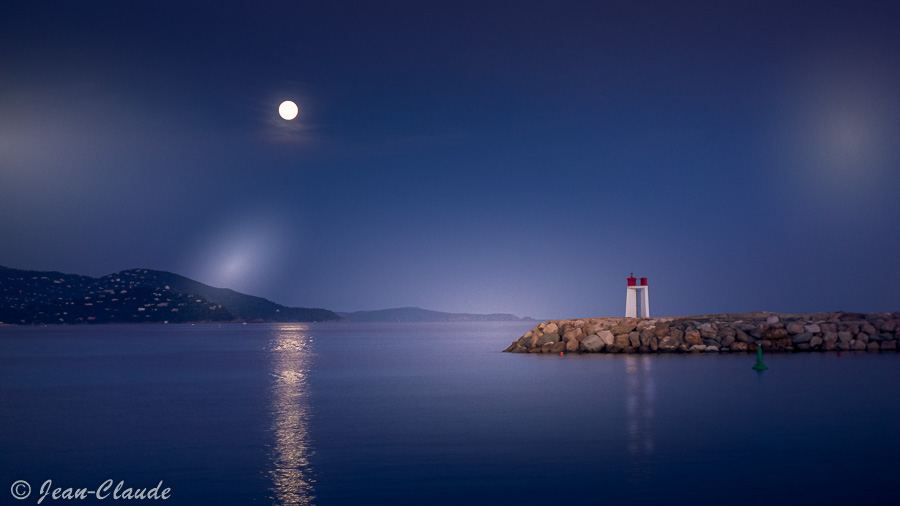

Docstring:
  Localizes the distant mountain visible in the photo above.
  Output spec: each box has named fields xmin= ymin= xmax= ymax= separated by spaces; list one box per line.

xmin=0 ymin=265 xmax=340 ymax=324
xmin=338 ymin=306 xmax=534 ymax=323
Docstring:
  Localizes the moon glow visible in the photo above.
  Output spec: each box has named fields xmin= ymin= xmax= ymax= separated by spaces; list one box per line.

xmin=278 ymin=100 xmax=299 ymax=120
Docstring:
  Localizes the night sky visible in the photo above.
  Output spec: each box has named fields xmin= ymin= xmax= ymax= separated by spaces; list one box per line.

xmin=2 ymin=1 xmax=899 ymax=318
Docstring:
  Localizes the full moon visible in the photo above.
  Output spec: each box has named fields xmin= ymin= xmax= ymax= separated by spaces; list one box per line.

xmin=278 ymin=100 xmax=299 ymax=120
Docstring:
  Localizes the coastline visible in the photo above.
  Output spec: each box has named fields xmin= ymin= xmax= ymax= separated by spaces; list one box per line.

xmin=504 ymin=311 xmax=900 ymax=354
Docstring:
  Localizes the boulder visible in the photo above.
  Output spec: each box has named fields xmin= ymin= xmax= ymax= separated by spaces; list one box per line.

xmin=766 ymin=316 xmax=780 ymax=324
xmin=654 ymin=324 xmax=670 ymax=338
xmin=824 ymin=340 xmax=836 ymax=351
xmin=731 ymin=342 xmax=749 ymax=352
xmin=684 ymin=330 xmax=703 ymax=346
xmin=689 ymin=344 xmax=707 ymax=352
xmin=866 ymin=342 xmax=880 ymax=352
xmin=541 ymin=342 xmax=554 ymax=353
xmin=721 ymin=334 xmax=736 ymax=348
xmin=857 ymin=332 xmax=870 ymax=344
xmin=880 ymin=340 xmax=897 ymax=350
xmin=614 ymin=333 xmax=631 ymax=349
xmin=611 ymin=320 xmax=637 ymax=335
xmin=629 ymin=331 xmax=641 ymax=348
xmin=791 ymin=332 xmax=813 ymax=344
xmin=819 ymin=323 xmax=837 ymax=333
xmin=804 ymin=324 xmax=821 ymax=333
xmin=580 ymin=335 xmax=605 ymax=353
xmin=786 ymin=322 xmax=805 ymax=334
xmin=543 ymin=322 xmax=559 ymax=334
xmin=705 ymin=346 xmax=719 ymax=352
xmin=537 ymin=333 xmax=560 ymax=346
xmin=880 ymin=320 xmax=897 ymax=333
xmin=852 ymin=340 xmax=867 ymax=351
xmin=640 ymin=329 xmax=654 ymax=346
xmin=658 ymin=335 xmax=681 ymax=352
xmin=838 ymin=331 xmax=853 ymax=343
xmin=735 ymin=329 xmax=754 ymax=343
xmin=566 ymin=339 xmax=580 ymax=352
xmin=511 ymin=345 xmax=529 ymax=353
xmin=598 ymin=330 xmax=615 ymax=346
xmin=809 ymin=335 xmax=824 ymax=348
xmin=862 ymin=324 xmax=878 ymax=335
xmin=699 ymin=323 xmax=718 ymax=339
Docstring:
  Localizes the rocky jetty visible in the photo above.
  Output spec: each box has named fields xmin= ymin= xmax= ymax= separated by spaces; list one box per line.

xmin=503 ymin=312 xmax=900 ymax=354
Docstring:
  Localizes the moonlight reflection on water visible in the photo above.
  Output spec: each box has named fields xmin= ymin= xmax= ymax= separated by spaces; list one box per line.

xmin=268 ymin=325 xmax=315 ymax=505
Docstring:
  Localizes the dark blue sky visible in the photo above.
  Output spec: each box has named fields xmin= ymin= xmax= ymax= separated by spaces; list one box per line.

xmin=2 ymin=1 xmax=899 ymax=318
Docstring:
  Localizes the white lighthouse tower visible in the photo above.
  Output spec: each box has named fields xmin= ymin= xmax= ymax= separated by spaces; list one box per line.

xmin=625 ymin=274 xmax=650 ymax=318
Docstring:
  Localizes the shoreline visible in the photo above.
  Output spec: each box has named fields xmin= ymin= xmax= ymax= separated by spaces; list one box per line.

xmin=503 ymin=311 xmax=900 ymax=354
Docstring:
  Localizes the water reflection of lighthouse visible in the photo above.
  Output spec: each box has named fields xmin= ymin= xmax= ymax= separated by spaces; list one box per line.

xmin=268 ymin=325 xmax=315 ymax=505
xmin=625 ymin=355 xmax=655 ymax=483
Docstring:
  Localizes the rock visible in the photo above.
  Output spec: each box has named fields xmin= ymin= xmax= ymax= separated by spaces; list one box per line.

xmin=574 ymin=319 xmax=585 ymax=329
xmin=862 ymin=324 xmax=877 ymax=335
xmin=640 ymin=329 xmax=654 ymax=347
xmin=671 ymin=328 xmax=684 ymax=342
xmin=543 ymin=322 xmax=559 ymax=334
xmin=702 ymin=338 xmax=719 ymax=347
xmin=655 ymin=325 xmax=670 ymax=338
xmin=689 ymin=344 xmax=707 ymax=352
xmin=731 ymin=342 xmax=749 ymax=352
xmin=767 ymin=316 xmax=780 ymax=324
xmin=636 ymin=319 xmax=655 ymax=331
xmin=721 ymin=334 xmax=736 ymax=348
xmin=614 ymin=333 xmax=631 ymax=349
xmin=837 ymin=342 xmax=851 ymax=351
xmin=537 ymin=333 xmax=560 ymax=346
xmin=540 ymin=342 xmax=554 ymax=353
xmin=658 ymin=335 xmax=680 ymax=352
xmin=512 ymin=345 xmax=529 ymax=353
xmin=565 ymin=339 xmax=579 ymax=352
xmin=735 ymin=329 xmax=754 ymax=343
xmin=820 ymin=323 xmax=837 ymax=333
xmin=699 ymin=323 xmax=718 ymax=339
xmin=824 ymin=340 xmax=836 ymax=351
xmin=629 ymin=331 xmax=641 ymax=348
xmin=796 ymin=343 xmax=810 ymax=350
xmin=584 ymin=324 xmax=603 ymax=336
xmin=611 ymin=320 xmax=637 ymax=335
xmin=880 ymin=340 xmax=897 ymax=350
xmin=763 ymin=328 xmax=789 ymax=341
xmin=838 ymin=331 xmax=853 ymax=343
xmin=857 ymin=332 xmax=870 ymax=344
xmin=705 ymin=346 xmax=719 ymax=352
xmin=551 ymin=341 xmax=566 ymax=353
xmin=684 ymin=330 xmax=702 ymax=346
xmin=786 ymin=322 xmax=805 ymax=334
xmin=580 ymin=335 xmax=605 ymax=352
xmin=598 ymin=330 xmax=615 ymax=346
xmin=809 ymin=335 xmax=823 ymax=348
xmin=852 ymin=340 xmax=867 ymax=351
xmin=823 ymin=332 xmax=838 ymax=343
xmin=804 ymin=324 xmax=821 ymax=333
xmin=866 ymin=342 xmax=880 ymax=352
xmin=880 ymin=320 xmax=897 ymax=333
xmin=792 ymin=332 xmax=813 ymax=344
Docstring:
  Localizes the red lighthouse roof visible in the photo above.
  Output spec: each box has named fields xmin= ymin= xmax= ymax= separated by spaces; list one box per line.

xmin=627 ymin=274 xmax=637 ymax=286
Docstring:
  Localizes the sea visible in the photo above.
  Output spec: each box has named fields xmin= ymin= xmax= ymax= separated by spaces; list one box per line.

xmin=2 ymin=322 xmax=899 ymax=505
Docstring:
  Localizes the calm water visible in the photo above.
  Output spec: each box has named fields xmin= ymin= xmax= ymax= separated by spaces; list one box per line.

xmin=2 ymin=322 xmax=899 ymax=505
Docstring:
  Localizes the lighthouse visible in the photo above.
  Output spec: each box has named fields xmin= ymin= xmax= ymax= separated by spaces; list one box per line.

xmin=625 ymin=274 xmax=650 ymax=318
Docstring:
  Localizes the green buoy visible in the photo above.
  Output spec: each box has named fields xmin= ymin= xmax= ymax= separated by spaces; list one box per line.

xmin=752 ymin=345 xmax=768 ymax=371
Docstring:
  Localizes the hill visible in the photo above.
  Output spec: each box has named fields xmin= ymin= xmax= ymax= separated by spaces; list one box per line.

xmin=339 ymin=306 xmax=533 ymax=322
xmin=0 ymin=265 xmax=340 ymax=324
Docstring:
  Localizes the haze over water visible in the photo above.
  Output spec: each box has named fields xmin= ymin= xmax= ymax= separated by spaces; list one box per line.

xmin=3 ymin=322 xmax=899 ymax=505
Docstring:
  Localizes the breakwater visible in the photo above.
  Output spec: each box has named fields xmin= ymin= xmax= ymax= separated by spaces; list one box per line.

xmin=503 ymin=311 xmax=900 ymax=354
